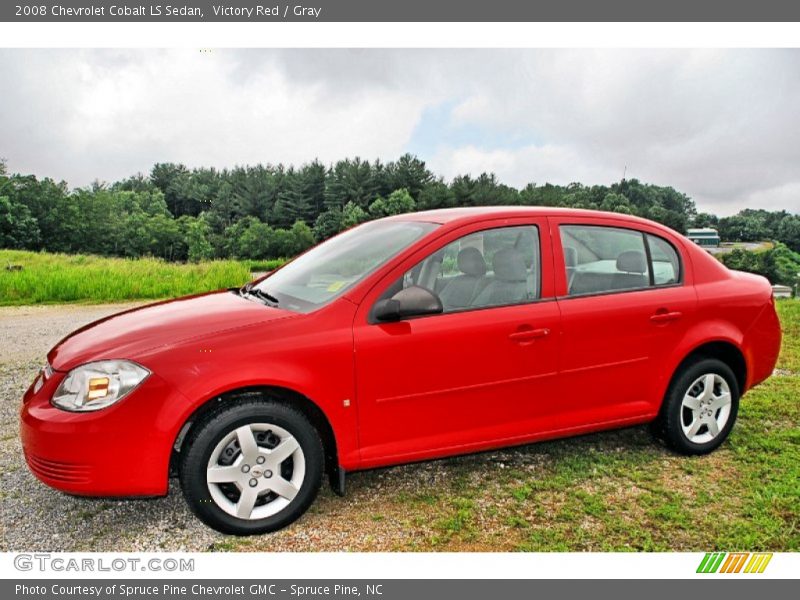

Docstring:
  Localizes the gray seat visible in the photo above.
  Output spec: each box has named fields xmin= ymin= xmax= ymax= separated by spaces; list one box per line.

xmin=570 ymin=271 xmax=612 ymax=295
xmin=563 ymin=245 xmax=578 ymax=288
xmin=563 ymin=246 xmax=578 ymax=268
xmin=438 ymin=247 xmax=487 ymax=310
xmin=514 ymin=229 xmax=540 ymax=299
xmin=611 ymin=250 xmax=648 ymax=290
xmin=472 ymin=248 xmax=529 ymax=307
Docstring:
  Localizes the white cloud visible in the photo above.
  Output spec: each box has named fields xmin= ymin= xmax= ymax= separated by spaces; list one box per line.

xmin=430 ymin=143 xmax=618 ymax=188
xmin=432 ymin=49 xmax=800 ymax=215
xmin=0 ymin=49 xmax=430 ymax=184
xmin=1 ymin=49 xmax=798 ymax=216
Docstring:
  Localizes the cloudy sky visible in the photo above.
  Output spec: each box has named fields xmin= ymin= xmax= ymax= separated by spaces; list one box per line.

xmin=1 ymin=48 xmax=798 ymax=216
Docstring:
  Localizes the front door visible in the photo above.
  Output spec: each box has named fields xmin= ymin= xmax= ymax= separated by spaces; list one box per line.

xmin=352 ymin=219 xmax=562 ymax=467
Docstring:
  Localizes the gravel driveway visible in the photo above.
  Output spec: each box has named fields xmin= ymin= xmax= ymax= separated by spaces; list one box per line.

xmin=0 ymin=303 xmax=547 ymax=552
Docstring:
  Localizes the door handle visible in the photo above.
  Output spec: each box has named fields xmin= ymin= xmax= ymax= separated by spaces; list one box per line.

xmin=509 ymin=328 xmax=550 ymax=342
xmin=650 ymin=310 xmax=683 ymax=324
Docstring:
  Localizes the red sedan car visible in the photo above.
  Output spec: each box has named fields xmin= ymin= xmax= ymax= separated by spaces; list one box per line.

xmin=20 ymin=207 xmax=781 ymax=535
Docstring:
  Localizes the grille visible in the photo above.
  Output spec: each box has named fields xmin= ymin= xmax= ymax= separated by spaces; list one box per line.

xmin=25 ymin=453 xmax=92 ymax=484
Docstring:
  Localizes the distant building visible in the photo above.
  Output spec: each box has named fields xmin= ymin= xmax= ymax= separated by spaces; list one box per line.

xmin=687 ymin=228 xmax=721 ymax=247
xmin=772 ymin=285 xmax=793 ymax=299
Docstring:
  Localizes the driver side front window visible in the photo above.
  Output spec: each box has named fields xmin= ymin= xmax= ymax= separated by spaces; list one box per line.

xmin=383 ymin=225 xmax=541 ymax=313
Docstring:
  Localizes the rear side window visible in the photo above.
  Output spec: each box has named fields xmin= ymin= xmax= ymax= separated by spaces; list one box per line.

xmin=647 ymin=234 xmax=682 ymax=285
xmin=561 ymin=225 xmax=651 ymax=296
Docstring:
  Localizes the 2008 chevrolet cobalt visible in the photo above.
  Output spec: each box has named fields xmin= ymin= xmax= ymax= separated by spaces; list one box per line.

xmin=20 ymin=208 xmax=781 ymax=534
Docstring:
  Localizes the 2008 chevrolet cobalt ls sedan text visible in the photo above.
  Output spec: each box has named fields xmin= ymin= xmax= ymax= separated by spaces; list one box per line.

xmin=20 ymin=207 xmax=781 ymax=535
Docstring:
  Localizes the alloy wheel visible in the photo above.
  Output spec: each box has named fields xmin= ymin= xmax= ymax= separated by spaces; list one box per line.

xmin=680 ymin=373 xmax=732 ymax=445
xmin=206 ymin=423 xmax=306 ymax=520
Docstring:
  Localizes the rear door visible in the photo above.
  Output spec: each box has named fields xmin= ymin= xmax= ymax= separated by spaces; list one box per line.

xmin=551 ymin=216 xmax=697 ymax=426
xmin=352 ymin=218 xmax=562 ymax=467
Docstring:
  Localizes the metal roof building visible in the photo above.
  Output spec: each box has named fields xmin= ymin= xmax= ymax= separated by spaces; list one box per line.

xmin=687 ymin=228 xmax=721 ymax=247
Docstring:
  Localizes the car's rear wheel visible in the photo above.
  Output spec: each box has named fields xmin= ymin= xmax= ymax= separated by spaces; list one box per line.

xmin=179 ymin=399 xmax=324 ymax=535
xmin=657 ymin=358 xmax=740 ymax=455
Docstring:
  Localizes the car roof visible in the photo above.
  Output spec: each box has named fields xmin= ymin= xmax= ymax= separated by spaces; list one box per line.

xmin=385 ymin=206 xmax=666 ymax=229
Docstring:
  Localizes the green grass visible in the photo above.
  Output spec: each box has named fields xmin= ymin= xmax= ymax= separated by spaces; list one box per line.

xmin=243 ymin=258 xmax=288 ymax=273
xmin=423 ymin=361 xmax=798 ymax=552
xmin=0 ymin=250 xmax=254 ymax=305
xmin=776 ymin=299 xmax=800 ymax=372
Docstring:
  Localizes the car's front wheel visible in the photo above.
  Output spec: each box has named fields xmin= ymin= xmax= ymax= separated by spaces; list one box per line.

xmin=658 ymin=358 xmax=740 ymax=455
xmin=179 ymin=399 xmax=324 ymax=535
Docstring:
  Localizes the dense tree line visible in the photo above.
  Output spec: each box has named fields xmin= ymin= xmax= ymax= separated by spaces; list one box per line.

xmin=719 ymin=243 xmax=800 ymax=288
xmin=715 ymin=209 xmax=800 ymax=253
xmin=0 ymin=155 xmax=798 ymax=273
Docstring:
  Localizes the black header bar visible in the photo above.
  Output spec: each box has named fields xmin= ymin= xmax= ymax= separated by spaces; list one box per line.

xmin=4 ymin=0 xmax=800 ymax=22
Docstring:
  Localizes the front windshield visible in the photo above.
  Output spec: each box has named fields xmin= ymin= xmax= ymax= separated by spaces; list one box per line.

xmin=251 ymin=220 xmax=438 ymax=313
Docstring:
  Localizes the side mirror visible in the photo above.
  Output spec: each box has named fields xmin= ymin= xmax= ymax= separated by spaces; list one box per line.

xmin=374 ymin=285 xmax=443 ymax=322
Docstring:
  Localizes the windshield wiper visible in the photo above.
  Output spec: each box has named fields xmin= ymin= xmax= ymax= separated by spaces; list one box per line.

xmin=241 ymin=285 xmax=280 ymax=306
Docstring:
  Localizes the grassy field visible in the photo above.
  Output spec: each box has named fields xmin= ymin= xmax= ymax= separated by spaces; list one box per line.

xmin=0 ymin=250 xmax=263 ymax=305
xmin=228 ymin=303 xmax=797 ymax=552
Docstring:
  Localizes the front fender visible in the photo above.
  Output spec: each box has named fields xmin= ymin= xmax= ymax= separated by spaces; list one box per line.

xmin=137 ymin=299 xmax=361 ymax=471
xmin=172 ymin=367 xmax=360 ymax=470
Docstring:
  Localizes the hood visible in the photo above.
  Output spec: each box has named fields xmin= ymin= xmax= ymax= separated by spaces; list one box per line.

xmin=47 ymin=291 xmax=296 ymax=371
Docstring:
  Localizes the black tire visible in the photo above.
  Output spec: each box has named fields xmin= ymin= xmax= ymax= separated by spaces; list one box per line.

xmin=179 ymin=399 xmax=324 ymax=535
xmin=656 ymin=357 xmax=740 ymax=455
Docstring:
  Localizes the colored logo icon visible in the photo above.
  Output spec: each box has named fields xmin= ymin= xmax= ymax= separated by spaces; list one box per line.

xmin=697 ymin=552 xmax=773 ymax=574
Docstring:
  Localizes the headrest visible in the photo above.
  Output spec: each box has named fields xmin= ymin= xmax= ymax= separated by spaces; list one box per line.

xmin=492 ymin=248 xmax=527 ymax=282
xmin=616 ymin=250 xmax=647 ymax=274
xmin=514 ymin=230 xmax=537 ymax=268
xmin=564 ymin=246 xmax=578 ymax=267
xmin=457 ymin=247 xmax=486 ymax=277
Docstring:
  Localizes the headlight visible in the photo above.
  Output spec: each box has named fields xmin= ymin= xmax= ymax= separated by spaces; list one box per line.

xmin=52 ymin=360 xmax=150 ymax=412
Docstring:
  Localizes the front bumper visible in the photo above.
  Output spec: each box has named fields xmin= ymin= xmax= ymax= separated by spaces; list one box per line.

xmin=20 ymin=367 xmax=192 ymax=497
